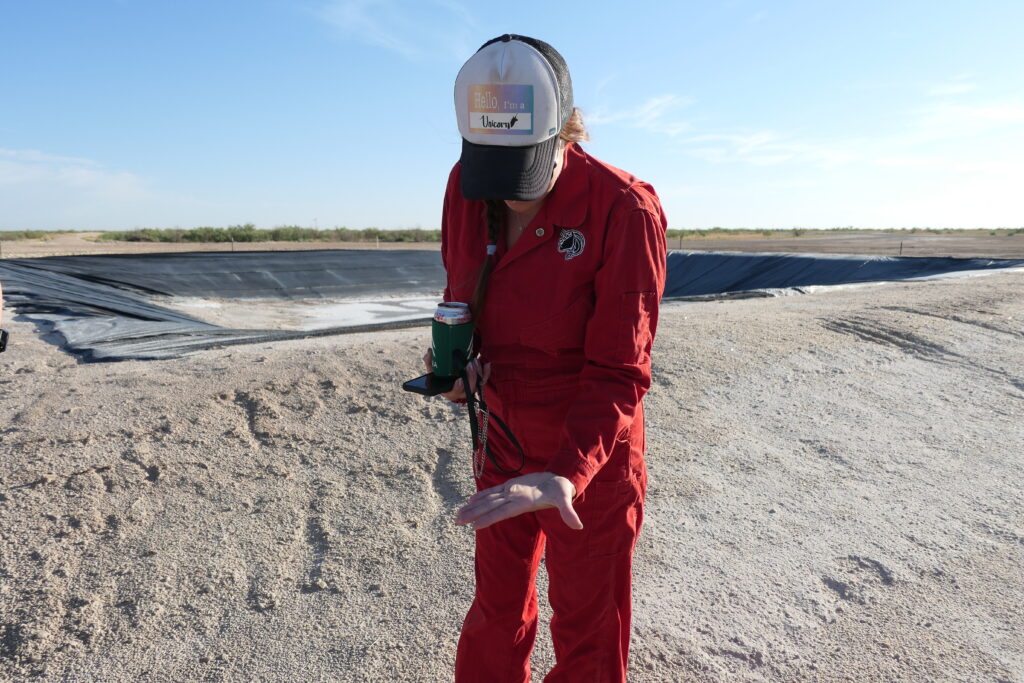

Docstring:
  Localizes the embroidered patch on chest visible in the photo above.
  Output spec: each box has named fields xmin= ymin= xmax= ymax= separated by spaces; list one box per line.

xmin=557 ymin=228 xmax=585 ymax=260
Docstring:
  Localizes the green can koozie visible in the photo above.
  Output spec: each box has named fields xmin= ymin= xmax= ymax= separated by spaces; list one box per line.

xmin=432 ymin=302 xmax=474 ymax=378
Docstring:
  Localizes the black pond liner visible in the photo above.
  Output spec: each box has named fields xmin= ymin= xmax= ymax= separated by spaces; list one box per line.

xmin=663 ymin=250 xmax=1024 ymax=299
xmin=0 ymin=249 xmax=1021 ymax=362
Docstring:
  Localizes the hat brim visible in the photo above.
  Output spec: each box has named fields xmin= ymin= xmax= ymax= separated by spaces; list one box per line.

xmin=459 ymin=135 xmax=560 ymax=201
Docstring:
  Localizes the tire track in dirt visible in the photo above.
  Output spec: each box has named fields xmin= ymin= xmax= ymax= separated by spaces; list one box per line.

xmin=821 ymin=313 xmax=1024 ymax=393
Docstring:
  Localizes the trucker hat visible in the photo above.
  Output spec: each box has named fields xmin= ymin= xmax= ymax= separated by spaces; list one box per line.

xmin=454 ymin=34 xmax=573 ymax=201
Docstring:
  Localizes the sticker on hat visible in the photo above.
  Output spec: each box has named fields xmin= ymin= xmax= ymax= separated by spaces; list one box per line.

xmin=469 ymin=84 xmax=534 ymax=135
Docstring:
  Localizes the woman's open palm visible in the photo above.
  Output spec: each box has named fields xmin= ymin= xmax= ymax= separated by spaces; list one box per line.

xmin=455 ymin=472 xmax=582 ymax=531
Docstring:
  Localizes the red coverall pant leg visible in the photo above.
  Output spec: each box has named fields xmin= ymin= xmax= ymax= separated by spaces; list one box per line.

xmin=455 ymin=463 xmax=646 ymax=682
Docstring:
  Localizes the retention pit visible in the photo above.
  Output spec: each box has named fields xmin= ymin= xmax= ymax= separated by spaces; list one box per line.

xmin=1 ymin=249 xmax=1021 ymax=361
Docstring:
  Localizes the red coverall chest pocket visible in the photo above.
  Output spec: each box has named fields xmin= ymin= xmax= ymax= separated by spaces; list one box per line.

xmin=516 ymin=293 xmax=593 ymax=354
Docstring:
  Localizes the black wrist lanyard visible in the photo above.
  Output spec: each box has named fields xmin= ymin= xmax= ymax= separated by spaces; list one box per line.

xmin=457 ymin=356 xmax=525 ymax=478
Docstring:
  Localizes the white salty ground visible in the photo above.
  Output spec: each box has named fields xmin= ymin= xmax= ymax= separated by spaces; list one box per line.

xmin=1 ymin=272 xmax=1022 ymax=682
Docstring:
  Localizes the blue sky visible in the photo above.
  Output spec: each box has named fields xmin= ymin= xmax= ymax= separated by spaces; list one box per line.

xmin=2 ymin=0 xmax=1022 ymax=230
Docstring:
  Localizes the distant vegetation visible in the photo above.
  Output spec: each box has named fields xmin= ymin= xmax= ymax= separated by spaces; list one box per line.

xmin=0 ymin=226 xmax=1021 ymax=243
xmin=0 ymin=230 xmax=62 ymax=240
xmin=98 ymin=225 xmax=442 ymax=243
xmin=94 ymin=225 xmax=1024 ymax=242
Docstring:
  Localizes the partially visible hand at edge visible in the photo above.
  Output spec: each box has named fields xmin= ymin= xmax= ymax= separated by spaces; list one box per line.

xmin=456 ymin=472 xmax=582 ymax=531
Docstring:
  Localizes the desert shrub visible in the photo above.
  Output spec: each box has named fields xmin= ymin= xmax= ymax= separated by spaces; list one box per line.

xmin=268 ymin=226 xmax=323 ymax=242
xmin=0 ymin=230 xmax=54 ymax=240
xmin=100 ymin=229 xmax=179 ymax=242
xmin=182 ymin=227 xmax=222 ymax=242
xmin=225 ymin=224 xmax=262 ymax=242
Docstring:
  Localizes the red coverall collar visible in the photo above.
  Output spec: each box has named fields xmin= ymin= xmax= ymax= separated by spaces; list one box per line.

xmin=542 ymin=142 xmax=590 ymax=228
xmin=491 ymin=143 xmax=590 ymax=272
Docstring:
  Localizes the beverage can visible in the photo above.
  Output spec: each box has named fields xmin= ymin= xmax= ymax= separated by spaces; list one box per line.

xmin=432 ymin=302 xmax=474 ymax=378
xmin=434 ymin=302 xmax=472 ymax=325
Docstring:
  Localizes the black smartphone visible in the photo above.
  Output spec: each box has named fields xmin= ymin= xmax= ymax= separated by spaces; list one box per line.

xmin=402 ymin=372 xmax=457 ymax=397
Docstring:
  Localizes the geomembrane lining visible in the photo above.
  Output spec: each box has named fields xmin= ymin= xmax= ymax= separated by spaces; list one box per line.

xmin=1 ymin=249 xmax=1021 ymax=362
xmin=663 ymin=251 xmax=1024 ymax=299
xmin=0 ymin=250 xmax=446 ymax=361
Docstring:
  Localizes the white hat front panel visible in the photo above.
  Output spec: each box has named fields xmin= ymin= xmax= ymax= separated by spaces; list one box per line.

xmin=455 ymin=40 xmax=561 ymax=148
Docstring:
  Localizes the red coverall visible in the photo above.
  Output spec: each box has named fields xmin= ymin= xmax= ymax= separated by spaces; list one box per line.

xmin=442 ymin=142 xmax=667 ymax=682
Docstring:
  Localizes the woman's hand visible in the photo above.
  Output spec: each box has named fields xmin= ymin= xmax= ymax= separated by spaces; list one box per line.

xmin=456 ymin=473 xmax=582 ymax=531
xmin=422 ymin=348 xmax=490 ymax=402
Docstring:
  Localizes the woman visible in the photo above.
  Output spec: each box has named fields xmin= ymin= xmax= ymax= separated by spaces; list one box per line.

xmin=434 ymin=34 xmax=667 ymax=682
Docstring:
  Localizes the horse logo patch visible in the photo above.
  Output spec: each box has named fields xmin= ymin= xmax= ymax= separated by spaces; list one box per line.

xmin=557 ymin=228 xmax=585 ymax=260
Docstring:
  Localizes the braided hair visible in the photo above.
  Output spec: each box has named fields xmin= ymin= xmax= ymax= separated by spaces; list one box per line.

xmin=469 ymin=199 xmax=502 ymax=323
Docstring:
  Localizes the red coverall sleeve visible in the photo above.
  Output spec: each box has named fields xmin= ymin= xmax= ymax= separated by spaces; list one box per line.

xmin=546 ymin=199 xmax=667 ymax=497
xmin=440 ymin=171 xmax=456 ymax=303
xmin=438 ymin=167 xmax=471 ymax=404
